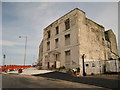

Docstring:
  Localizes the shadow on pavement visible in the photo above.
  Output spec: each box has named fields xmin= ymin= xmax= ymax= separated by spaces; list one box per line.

xmin=32 ymin=71 xmax=119 ymax=89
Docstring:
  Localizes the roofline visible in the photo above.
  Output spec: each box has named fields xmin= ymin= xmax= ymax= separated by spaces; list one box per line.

xmin=86 ymin=18 xmax=104 ymax=28
xmin=105 ymin=29 xmax=116 ymax=36
xmin=44 ymin=8 xmax=85 ymax=31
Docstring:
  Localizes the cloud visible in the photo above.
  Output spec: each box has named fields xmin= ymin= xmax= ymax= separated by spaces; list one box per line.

xmin=1 ymin=40 xmax=25 ymax=46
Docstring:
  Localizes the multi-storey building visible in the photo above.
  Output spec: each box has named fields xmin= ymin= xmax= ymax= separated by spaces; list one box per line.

xmin=38 ymin=8 xmax=119 ymax=75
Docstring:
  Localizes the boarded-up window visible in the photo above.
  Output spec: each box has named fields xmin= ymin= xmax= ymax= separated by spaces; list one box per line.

xmin=45 ymin=56 xmax=48 ymax=61
xmin=65 ymin=50 xmax=70 ymax=62
xmin=55 ymin=54 xmax=59 ymax=61
xmin=47 ymin=41 xmax=50 ymax=50
xmin=65 ymin=18 xmax=70 ymax=30
xmin=65 ymin=34 xmax=70 ymax=45
xmin=55 ymin=38 xmax=59 ymax=48
xmin=56 ymin=26 xmax=59 ymax=34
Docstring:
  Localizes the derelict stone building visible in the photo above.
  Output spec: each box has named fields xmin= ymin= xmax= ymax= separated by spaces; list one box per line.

xmin=38 ymin=8 xmax=119 ymax=75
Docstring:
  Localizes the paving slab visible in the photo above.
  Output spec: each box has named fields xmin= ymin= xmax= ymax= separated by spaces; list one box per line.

xmin=6 ymin=67 xmax=53 ymax=75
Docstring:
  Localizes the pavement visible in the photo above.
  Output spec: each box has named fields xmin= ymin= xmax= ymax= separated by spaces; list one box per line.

xmin=2 ymin=67 xmax=120 ymax=89
xmin=5 ymin=67 xmax=119 ymax=80
xmin=5 ymin=67 xmax=53 ymax=75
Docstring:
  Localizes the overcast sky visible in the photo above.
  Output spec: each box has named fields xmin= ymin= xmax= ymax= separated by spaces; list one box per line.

xmin=1 ymin=2 xmax=118 ymax=65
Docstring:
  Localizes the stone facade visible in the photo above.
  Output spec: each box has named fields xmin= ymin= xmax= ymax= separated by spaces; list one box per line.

xmin=37 ymin=8 xmax=119 ymax=75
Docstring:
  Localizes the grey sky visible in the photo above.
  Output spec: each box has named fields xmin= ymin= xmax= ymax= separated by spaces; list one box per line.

xmin=1 ymin=2 xmax=118 ymax=65
xmin=2 ymin=0 xmax=120 ymax=2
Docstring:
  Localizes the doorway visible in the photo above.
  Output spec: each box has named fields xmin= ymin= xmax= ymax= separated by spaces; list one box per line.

xmin=48 ymin=62 xmax=50 ymax=69
xmin=54 ymin=61 xmax=56 ymax=69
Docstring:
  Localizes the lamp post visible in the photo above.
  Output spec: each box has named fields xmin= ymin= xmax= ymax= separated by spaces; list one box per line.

xmin=19 ymin=36 xmax=27 ymax=66
xmin=3 ymin=54 xmax=6 ymax=66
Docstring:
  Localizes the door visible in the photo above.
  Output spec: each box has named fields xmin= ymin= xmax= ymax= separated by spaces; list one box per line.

xmin=54 ymin=61 xmax=56 ymax=69
xmin=48 ymin=62 xmax=50 ymax=69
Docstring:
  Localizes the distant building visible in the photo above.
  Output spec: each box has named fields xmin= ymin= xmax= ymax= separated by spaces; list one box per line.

xmin=37 ymin=8 xmax=119 ymax=75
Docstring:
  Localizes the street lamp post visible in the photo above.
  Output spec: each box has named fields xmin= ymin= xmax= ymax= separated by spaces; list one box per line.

xmin=19 ymin=36 xmax=27 ymax=66
xmin=3 ymin=54 xmax=6 ymax=66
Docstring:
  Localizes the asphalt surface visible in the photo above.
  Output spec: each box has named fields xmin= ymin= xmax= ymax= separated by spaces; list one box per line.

xmin=1 ymin=71 xmax=120 ymax=90
xmin=33 ymin=71 xmax=120 ymax=89
xmin=2 ymin=73 xmax=104 ymax=89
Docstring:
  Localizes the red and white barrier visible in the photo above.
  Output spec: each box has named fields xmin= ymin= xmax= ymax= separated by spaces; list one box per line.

xmin=0 ymin=65 xmax=32 ymax=72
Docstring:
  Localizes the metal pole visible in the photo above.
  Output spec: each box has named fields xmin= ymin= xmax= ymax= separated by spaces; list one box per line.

xmin=82 ymin=54 xmax=86 ymax=76
xmin=24 ymin=36 xmax=27 ymax=66
xmin=3 ymin=54 xmax=6 ymax=66
xmin=3 ymin=58 xmax=5 ymax=66
xmin=19 ymin=36 xmax=27 ymax=66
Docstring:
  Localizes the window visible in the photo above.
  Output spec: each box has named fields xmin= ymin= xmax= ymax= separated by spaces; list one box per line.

xmin=45 ymin=56 xmax=48 ymax=61
xmin=65 ymin=50 xmax=70 ymax=62
xmin=47 ymin=31 xmax=51 ymax=39
xmin=65 ymin=18 xmax=70 ymax=30
xmin=56 ymin=26 xmax=59 ymax=34
xmin=86 ymin=64 xmax=89 ymax=67
xmin=102 ymin=38 xmax=104 ymax=46
xmin=55 ymin=38 xmax=59 ymax=48
xmin=65 ymin=50 xmax=70 ymax=55
xmin=55 ymin=54 xmax=59 ymax=61
xmin=47 ymin=41 xmax=50 ymax=50
xmin=92 ymin=63 xmax=95 ymax=67
xmin=65 ymin=34 xmax=70 ymax=45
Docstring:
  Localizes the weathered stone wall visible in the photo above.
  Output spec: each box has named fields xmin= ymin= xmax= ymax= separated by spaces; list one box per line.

xmin=78 ymin=17 xmax=106 ymax=61
xmin=105 ymin=30 xmax=118 ymax=59
xmin=77 ymin=10 xmax=106 ymax=75
xmin=42 ymin=8 xmax=80 ymax=69
xmin=37 ymin=40 xmax=43 ymax=66
xmin=104 ymin=40 xmax=111 ymax=60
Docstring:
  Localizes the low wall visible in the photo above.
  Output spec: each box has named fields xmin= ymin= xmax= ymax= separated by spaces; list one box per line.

xmin=84 ymin=59 xmax=120 ymax=75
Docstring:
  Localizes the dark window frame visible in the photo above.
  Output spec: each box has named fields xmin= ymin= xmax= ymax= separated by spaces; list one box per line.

xmin=47 ymin=41 xmax=50 ymax=50
xmin=65 ymin=18 xmax=70 ymax=30
xmin=47 ymin=31 xmax=51 ymax=39
xmin=55 ymin=38 xmax=59 ymax=48
xmin=65 ymin=50 xmax=71 ymax=55
xmin=65 ymin=34 xmax=70 ymax=45
xmin=56 ymin=26 xmax=59 ymax=35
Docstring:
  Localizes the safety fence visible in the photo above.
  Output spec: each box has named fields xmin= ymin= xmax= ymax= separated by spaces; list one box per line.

xmin=0 ymin=65 xmax=32 ymax=72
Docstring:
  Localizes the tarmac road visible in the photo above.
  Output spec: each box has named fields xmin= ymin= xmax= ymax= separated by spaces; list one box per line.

xmin=2 ymin=73 xmax=104 ymax=89
xmin=33 ymin=71 xmax=120 ymax=89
